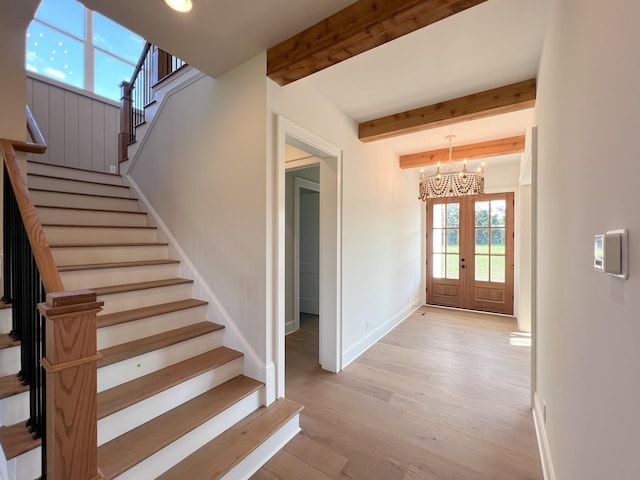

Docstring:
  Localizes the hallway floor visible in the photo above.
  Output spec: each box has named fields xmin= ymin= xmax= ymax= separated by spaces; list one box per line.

xmin=252 ymin=306 xmax=542 ymax=479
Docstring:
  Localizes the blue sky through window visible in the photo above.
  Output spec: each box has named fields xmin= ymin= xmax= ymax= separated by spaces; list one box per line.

xmin=26 ymin=0 xmax=144 ymax=101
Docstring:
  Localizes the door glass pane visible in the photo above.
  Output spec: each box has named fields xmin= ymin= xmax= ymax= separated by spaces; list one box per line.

xmin=432 ymin=254 xmax=446 ymax=279
xmin=475 ymin=201 xmax=489 ymax=227
xmin=432 ymin=229 xmax=445 ymax=253
xmin=475 ymin=228 xmax=489 ymax=254
xmin=490 ymin=256 xmax=506 ymax=283
xmin=433 ymin=204 xmax=445 ymax=228
xmin=447 ymin=254 xmax=459 ymax=279
xmin=446 ymin=203 xmax=460 ymax=227
xmin=446 ymin=229 xmax=459 ymax=253
xmin=491 ymin=200 xmax=506 ymax=226
xmin=475 ymin=256 xmax=489 ymax=281
xmin=491 ymin=228 xmax=505 ymax=254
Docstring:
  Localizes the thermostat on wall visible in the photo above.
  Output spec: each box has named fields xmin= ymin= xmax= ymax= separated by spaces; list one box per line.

xmin=594 ymin=229 xmax=628 ymax=279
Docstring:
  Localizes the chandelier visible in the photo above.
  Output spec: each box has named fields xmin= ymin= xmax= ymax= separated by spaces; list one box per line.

xmin=418 ymin=135 xmax=485 ymax=200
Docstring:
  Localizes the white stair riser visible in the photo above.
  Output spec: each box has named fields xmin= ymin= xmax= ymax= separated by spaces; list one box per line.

xmin=114 ymin=389 xmax=262 ymax=480
xmin=0 ymin=391 xmax=28 ymax=427
xmin=97 ymin=283 xmax=194 ymax=316
xmin=30 ymin=190 xmax=139 ymax=212
xmin=52 ymin=245 xmax=168 ymax=266
xmin=222 ymin=414 xmax=301 ymax=480
xmin=43 ymin=226 xmax=157 ymax=244
xmin=0 ymin=309 xmax=11 ymax=335
xmin=98 ymin=357 xmax=244 ymax=445
xmin=28 ymin=176 xmax=131 ymax=198
xmin=27 ymin=163 xmax=125 ymax=186
xmin=0 ymin=348 xmax=19 ymax=376
xmin=97 ymin=331 xmax=225 ymax=392
xmin=35 ymin=207 xmax=148 ymax=227
xmin=60 ymin=263 xmax=180 ymax=290
xmin=97 ymin=305 xmax=208 ymax=349
xmin=4 ymin=445 xmax=40 ymax=480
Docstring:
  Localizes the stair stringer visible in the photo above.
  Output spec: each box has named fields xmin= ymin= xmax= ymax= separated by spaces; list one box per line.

xmin=124 ymin=174 xmax=275 ymax=403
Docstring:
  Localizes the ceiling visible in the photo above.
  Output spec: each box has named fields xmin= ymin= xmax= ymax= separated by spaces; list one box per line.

xmin=80 ymin=0 xmax=550 ymax=163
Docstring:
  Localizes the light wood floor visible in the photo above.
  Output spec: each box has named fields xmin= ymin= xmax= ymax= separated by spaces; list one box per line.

xmin=252 ymin=306 xmax=542 ymax=479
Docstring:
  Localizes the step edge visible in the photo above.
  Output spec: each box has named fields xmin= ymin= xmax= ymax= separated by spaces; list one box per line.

xmin=97 ymin=322 xmax=225 ymax=368
xmin=97 ymin=299 xmax=209 ymax=328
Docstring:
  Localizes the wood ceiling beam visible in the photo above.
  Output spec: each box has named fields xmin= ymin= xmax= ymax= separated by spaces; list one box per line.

xmin=359 ymin=79 xmax=537 ymax=142
xmin=267 ymin=0 xmax=488 ymax=86
xmin=399 ymin=135 xmax=525 ymax=169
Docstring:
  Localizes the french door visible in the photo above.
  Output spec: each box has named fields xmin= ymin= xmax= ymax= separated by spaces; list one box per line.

xmin=426 ymin=193 xmax=514 ymax=315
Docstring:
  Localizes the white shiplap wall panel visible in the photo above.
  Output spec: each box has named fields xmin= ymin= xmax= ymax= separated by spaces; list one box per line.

xmin=31 ymin=79 xmax=51 ymax=164
xmin=48 ymin=86 xmax=65 ymax=167
xmin=63 ymin=91 xmax=80 ymax=168
xmin=91 ymin=101 xmax=106 ymax=172
xmin=27 ymin=76 xmax=119 ymax=173
xmin=78 ymin=95 xmax=93 ymax=171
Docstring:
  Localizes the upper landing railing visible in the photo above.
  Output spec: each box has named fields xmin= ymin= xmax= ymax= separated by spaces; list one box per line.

xmin=118 ymin=43 xmax=187 ymax=162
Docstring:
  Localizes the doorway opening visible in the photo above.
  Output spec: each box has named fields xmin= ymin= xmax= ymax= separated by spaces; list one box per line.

xmin=276 ymin=115 xmax=342 ymax=399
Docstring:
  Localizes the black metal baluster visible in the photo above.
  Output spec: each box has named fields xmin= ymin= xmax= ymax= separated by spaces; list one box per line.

xmin=2 ymin=166 xmax=49 ymax=479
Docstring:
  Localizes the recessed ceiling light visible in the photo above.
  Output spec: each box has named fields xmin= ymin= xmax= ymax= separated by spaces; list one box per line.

xmin=164 ymin=0 xmax=192 ymax=12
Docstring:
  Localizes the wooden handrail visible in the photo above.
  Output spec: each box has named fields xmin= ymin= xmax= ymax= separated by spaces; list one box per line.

xmin=127 ymin=41 xmax=152 ymax=93
xmin=26 ymin=105 xmax=46 ymax=151
xmin=0 ymin=139 xmax=64 ymax=293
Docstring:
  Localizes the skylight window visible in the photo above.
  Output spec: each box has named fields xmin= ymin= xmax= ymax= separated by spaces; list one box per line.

xmin=26 ymin=0 xmax=144 ymax=102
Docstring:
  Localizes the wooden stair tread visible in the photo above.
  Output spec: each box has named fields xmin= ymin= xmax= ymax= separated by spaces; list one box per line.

xmin=98 ymin=375 xmax=263 ymax=480
xmin=91 ymin=278 xmax=193 ymax=296
xmin=28 ymin=173 xmax=130 ymax=189
xmin=42 ymin=223 xmax=157 ymax=230
xmin=0 ymin=422 xmax=41 ymax=460
xmin=0 ymin=333 xmax=19 ymax=350
xmin=0 ymin=374 xmax=28 ymax=400
xmin=97 ymin=347 xmax=243 ymax=419
xmin=98 ymin=298 xmax=208 ymax=328
xmin=29 ymin=187 xmax=137 ymax=201
xmin=58 ymin=258 xmax=179 ymax=272
xmin=27 ymin=159 xmax=122 ymax=177
xmin=97 ymin=322 xmax=224 ymax=368
xmin=35 ymin=204 xmax=147 ymax=215
xmin=50 ymin=242 xmax=169 ymax=248
xmin=157 ymin=398 xmax=303 ymax=480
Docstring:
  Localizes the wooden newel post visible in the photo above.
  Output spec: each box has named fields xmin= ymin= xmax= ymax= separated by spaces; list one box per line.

xmin=118 ymin=80 xmax=132 ymax=163
xmin=39 ymin=290 xmax=104 ymax=480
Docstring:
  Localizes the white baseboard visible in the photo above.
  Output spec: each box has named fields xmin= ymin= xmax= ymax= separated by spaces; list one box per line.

xmin=533 ymin=392 xmax=556 ymax=480
xmin=125 ymin=176 xmax=268 ymax=386
xmin=342 ymin=302 xmax=421 ymax=368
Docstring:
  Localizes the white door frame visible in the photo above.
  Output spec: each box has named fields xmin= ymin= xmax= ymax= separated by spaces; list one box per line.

xmin=276 ymin=115 xmax=342 ymax=399
xmin=294 ymin=177 xmax=321 ymax=333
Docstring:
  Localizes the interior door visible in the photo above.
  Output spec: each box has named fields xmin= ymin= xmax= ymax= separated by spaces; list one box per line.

xmin=427 ymin=193 xmax=514 ymax=315
xmin=299 ymin=188 xmax=320 ymax=315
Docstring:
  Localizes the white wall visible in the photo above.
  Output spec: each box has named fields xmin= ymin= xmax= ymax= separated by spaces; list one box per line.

xmin=128 ymin=55 xmax=269 ymax=364
xmin=268 ymin=78 xmax=424 ymax=367
xmin=0 ymin=1 xmax=39 ymax=140
xmin=26 ymin=75 xmax=120 ymax=173
xmin=536 ymin=0 xmax=640 ymax=478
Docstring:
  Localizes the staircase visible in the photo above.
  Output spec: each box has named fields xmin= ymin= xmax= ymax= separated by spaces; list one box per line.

xmin=0 ymin=160 xmax=301 ymax=479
